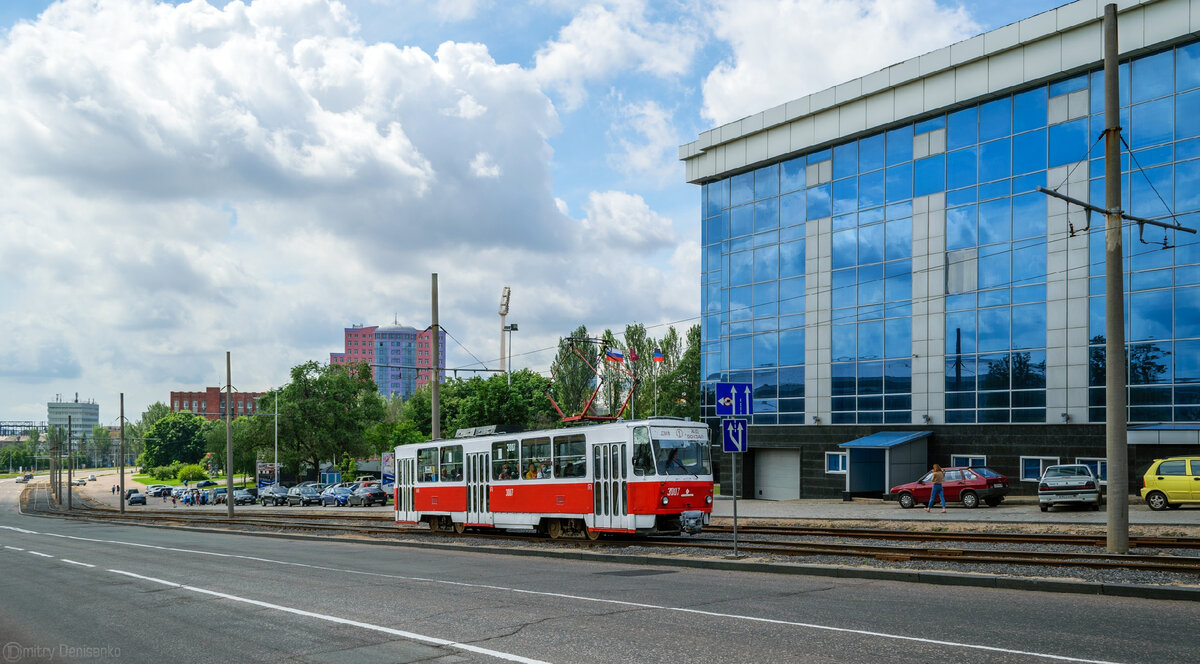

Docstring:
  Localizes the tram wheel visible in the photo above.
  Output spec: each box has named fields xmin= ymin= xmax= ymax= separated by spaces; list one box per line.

xmin=453 ymin=522 xmax=466 ymax=534
xmin=426 ymin=518 xmax=439 ymax=532
xmin=546 ymin=519 xmax=563 ymax=540
xmin=583 ymin=524 xmax=600 ymax=541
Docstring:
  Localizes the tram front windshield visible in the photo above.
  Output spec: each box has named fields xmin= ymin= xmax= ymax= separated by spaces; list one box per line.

xmin=651 ymin=436 xmax=711 ymax=476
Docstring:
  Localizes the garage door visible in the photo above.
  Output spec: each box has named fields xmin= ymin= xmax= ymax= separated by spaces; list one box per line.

xmin=754 ymin=449 xmax=800 ymax=501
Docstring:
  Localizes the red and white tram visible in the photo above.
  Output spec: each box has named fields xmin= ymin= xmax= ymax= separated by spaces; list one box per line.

xmin=393 ymin=418 xmax=714 ymax=539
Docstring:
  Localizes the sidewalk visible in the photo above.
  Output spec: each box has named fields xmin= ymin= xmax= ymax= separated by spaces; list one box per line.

xmin=711 ymin=496 xmax=1200 ymax=525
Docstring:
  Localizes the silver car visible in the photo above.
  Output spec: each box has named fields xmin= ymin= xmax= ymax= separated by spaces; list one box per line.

xmin=1038 ymin=464 xmax=1103 ymax=512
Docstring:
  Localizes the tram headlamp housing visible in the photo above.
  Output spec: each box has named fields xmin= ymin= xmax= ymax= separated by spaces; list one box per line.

xmin=705 ymin=495 xmax=713 ymax=505
xmin=661 ymin=496 xmax=669 ymax=506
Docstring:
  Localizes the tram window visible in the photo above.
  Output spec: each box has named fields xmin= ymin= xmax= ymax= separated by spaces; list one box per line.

xmin=632 ymin=427 xmax=654 ymax=476
xmin=492 ymin=440 xmax=519 ymax=480
xmin=440 ymin=445 xmax=463 ymax=482
xmin=417 ymin=447 xmax=438 ymax=482
xmin=553 ymin=434 xmax=586 ymax=478
xmin=521 ymin=437 xmax=551 ymax=479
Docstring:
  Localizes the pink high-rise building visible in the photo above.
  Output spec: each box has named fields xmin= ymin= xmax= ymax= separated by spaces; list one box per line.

xmin=330 ymin=324 xmax=378 ymax=381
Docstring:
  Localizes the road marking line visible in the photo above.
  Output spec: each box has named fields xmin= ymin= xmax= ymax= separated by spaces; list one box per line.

xmin=27 ymin=550 xmax=53 ymax=557
xmin=61 ymin=559 xmax=94 ymax=568
xmin=3 ymin=526 xmax=1123 ymax=663
xmin=107 ymin=569 xmax=551 ymax=664
xmin=3 ymin=545 xmax=25 ymax=551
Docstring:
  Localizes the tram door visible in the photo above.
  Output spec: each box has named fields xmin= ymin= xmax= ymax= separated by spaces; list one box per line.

xmin=398 ymin=456 xmax=416 ymax=522
xmin=466 ymin=451 xmax=491 ymax=526
xmin=592 ymin=442 xmax=627 ymax=529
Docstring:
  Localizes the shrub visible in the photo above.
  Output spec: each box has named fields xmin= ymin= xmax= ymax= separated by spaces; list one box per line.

xmin=176 ymin=464 xmax=208 ymax=482
xmin=168 ymin=460 xmax=185 ymax=477
xmin=149 ymin=465 xmax=176 ymax=481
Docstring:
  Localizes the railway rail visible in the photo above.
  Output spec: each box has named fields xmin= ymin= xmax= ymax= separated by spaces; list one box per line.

xmin=27 ymin=493 xmax=1200 ymax=579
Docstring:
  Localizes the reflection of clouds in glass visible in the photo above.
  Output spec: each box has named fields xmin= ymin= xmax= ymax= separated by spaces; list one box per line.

xmin=946 ymin=204 xmax=977 ymax=250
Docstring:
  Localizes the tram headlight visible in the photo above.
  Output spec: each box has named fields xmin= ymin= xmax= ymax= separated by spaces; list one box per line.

xmin=705 ymin=495 xmax=713 ymax=505
xmin=661 ymin=496 xmax=669 ymax=506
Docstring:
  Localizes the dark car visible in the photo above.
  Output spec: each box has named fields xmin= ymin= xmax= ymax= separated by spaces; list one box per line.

xmin=889 ymin=466 xmax=1010 ymax=509
xmin=287 ymin=486 xmax=322 ymax=506
xmin=124 ymin=488 xmax=140 ymax=500
xmin=259 ymin=485 xmax=289 ymax=506
xmin=195 ymin=480 xmax=218 ymax=488
xmin=232 ymin=489 xmax=256 ymax=505
xmin=127 ymin=492 xmax=146 ymax=505
xmin=320 ymin=486 xmax=352 ymax=507
xmin=348 ymin=485 xmax=388 ymax=507
xmin=242 ymin=487 xmax=259 ymax=499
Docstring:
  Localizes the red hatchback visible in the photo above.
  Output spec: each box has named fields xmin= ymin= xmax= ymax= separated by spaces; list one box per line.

xmin=889 ymin=466 xmax=1010 ymax=509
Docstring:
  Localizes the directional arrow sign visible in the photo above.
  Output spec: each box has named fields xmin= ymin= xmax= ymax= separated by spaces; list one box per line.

xmin=722 ymin=418 xmax=748 ymax=453
xmin=715 ymin=382 xmax=753 ymax=416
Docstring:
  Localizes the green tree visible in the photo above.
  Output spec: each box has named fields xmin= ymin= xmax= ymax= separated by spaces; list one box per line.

xmin=598 ymin=328 xmax=626 ymax=417
xmin=274 ymin=361 xmax=385 ymax=481
xmin=143 ymin=412 xmax=207 ymax=467
xmin=90 ymin=425 xmax=113 ymax=466
xmin=622 ymin=323 xmax=653 ymax=419
xmin=549 ymin=325 xmax=599 ymax=418
xmin=656 ymin=324 xmax=701 ymax=420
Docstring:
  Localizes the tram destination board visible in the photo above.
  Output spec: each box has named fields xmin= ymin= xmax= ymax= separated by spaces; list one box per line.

xmin=715 ymin=382 xmax=753 ymax=416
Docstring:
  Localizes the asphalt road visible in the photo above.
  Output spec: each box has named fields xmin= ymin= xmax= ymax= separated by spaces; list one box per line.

xmin=0 ymin=477 xmax=1195 ymax=664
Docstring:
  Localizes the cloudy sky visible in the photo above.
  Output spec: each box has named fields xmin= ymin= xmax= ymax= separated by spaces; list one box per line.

xmin=0 ymin=0 xmax=1064 ymax=423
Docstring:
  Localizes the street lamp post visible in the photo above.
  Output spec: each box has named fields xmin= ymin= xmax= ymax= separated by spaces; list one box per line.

xmin=503 ymin=323 xmax=518 ymax=386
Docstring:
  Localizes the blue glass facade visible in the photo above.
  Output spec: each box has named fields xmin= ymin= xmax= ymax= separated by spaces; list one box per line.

xmin=700 ymin=38 xmax=1200 ymax=428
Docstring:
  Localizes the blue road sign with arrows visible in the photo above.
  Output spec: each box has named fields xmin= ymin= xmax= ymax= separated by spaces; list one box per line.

xmin=715 ymin=382 xmax=753 ymax=416
xmin=722 ymin=418 xmax=748 ymax=453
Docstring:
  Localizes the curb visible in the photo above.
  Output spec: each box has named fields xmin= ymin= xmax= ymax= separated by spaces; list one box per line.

xmin=23 ymin=505 xmax=1199 ymax=603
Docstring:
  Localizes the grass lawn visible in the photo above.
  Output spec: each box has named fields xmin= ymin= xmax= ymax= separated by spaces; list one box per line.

xmin=132 ymin=473 xmax=255 ymax=488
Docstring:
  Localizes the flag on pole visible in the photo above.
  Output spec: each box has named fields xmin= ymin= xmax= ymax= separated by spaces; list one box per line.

xmin=604 ymin=348 xmax=624 ymax=362
xmin=653 ymin=348 xmax=664 ymax=362
xmin=630 ymin=349 xmax=639 ymax=361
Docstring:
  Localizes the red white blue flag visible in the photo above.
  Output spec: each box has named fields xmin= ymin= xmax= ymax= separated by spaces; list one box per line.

xmin=604 ymin=348 xmax=624 ymax=362
xmin=653 ymin=349 xmax=664 ymax=362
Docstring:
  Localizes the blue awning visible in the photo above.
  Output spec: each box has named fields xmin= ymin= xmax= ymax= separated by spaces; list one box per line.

xmin=1129 ymin=424 xmax=1200 ymax=430
xmin=838 ymin=431 xmax=931 ymax=449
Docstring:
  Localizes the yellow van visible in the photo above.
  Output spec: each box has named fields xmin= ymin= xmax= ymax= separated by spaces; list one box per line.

xmin=1140 ymin=457 xmax=1200 ymax=510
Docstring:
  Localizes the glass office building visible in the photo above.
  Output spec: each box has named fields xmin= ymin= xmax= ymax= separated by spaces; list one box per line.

xmin=682 ymin=0 xmax=1200 ymax=498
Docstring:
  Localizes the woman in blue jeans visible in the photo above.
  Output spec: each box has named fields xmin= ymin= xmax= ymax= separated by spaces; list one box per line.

xmin=925 ymin=463 xmax=946 ymax=513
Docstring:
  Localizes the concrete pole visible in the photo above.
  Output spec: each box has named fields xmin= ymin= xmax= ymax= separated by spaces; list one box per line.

xmin=226 ymin=351 xmax=235 ymax=518
xmin=1103 ymin=3 xmax=1129 ymax=554
xmin=120 ymin=393 xmax=125 ymax=515
xmin=67 ymin=416 xmax=73 ymax=510
xmin=431 ymin=273 xmax=440 ymax=441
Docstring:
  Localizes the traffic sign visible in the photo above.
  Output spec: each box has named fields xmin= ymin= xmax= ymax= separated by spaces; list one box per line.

xmin=715 ymin=382 xmax=753 ymax=416
xmin=722 ymin=418 xmax=748 ymax=453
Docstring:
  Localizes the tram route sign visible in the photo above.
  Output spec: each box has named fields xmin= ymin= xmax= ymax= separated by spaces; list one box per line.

xmin=722 ymin=418 xmax=748 ymax=453
xmin=715 ymin=382 xmax=753 ymax=416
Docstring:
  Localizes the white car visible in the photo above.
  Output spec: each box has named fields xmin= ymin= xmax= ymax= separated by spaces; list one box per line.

xmin=71 ymin=478 xmax=86 ymax=486
xmin=87 ymin=474 xmax=97 ymax=481
xmin=1038 ymin=464 xmax=1103 ymax=512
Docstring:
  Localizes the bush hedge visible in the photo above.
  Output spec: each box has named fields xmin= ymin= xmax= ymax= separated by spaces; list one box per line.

xmin=176 ymin=464 xmax=208 ymax=482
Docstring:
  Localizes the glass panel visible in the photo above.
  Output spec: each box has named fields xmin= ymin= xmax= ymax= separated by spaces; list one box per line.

xmin=858 ymin=263 xmax=883 ymax=305
xmin=859 ymin=169 xmax=885 ymax=209
xmin=832 ymin=363 xmax=856 ymax=396
xmin=833 ymin=229 xmax=856 ymax=269
xmin=884 ymin=360 xmax=911 ymax=394
xmin=946 ymin=204 xmax=977 ymax=250
xmin=832 ymin=323 xmax=855 ymax=362
xmin=886 ymin=163 xmax=912 ymax=202
xmin=948 ymin=106 xmax=978 ymax=150
xmin=1012 ymin=129 xmax=1046 ymax=175
xmin=807 ymin=183 xmax=831 ymax=219
xmin=1012 ymin=192 xmax=1047 ymax=240
xmin=978 ymin=309 xmax=1010 ymax=352
xmin=860 ymin=133 xmax=886 ymax=172
xmin=979 ymin=248 xmax=1010 ymax=290
xmin=978 ymin=198 xmax=1011 ymax=245
xmin=1012 ymin=241 xmax=1047 ymax=287
xmin=1129 ymin=342 xmax=1172 ymax=385
xmin=887 ymin=125 xmax=913 ymax=165
xmin=885 ymin=218 xmax=912 ymax=260
xmin=979 ymin=97 xmax=1011 ymax=141
xmin=978 ymin=353 xmax=1010 ymax=390
xmin=1013 ymin=86 xmax=1047 ymax=133
xmin=729 ymin=250 xmax=752 ymax=286
xmin=730 ymin=204 xmax=752 ymax=237
xmin=946 ymin=356 xmax=976 ymax=392
xmin=979 ymin=138 xmax=1011 ymax=182
xmin=731 ymin=172 xmax=753 ymax=206
xmin=1012 ymin=350 xmax=1047 ymax=389
xmin=754 ymin=164 xmax=779 ymax=200
xmin=1048 ymin=118 xmax=1089 ymax=168
xmin=913 ymin=155 xmax=945 ymax=197
xmin=1012 ymin=304 xmax=1046 ymax=349
xmin=834 ymin=142 xmax=857 ymax=180
xmin=781 ymin=157 xmax=805 ymax=192
xmin=753 ymin=332 xmax=777 ymax=368
xmin=858 ymin=321 xmax=883 ymax=360
xmin=1130 ymin=289 xmax=1172 ymax=341
xmin=492 ymin=440 xmax=519 ymax=480
xmin=859 ymin=224 xmax=884 ymax=264
xmin=1131 ymin=49 xmax=1172 ymax=103
xmin=754 ymin=246 xmax=778 ymax=283
xmin=858 ymin=361 xmax=883 ymax=395
xmin=946 ymin=311 xmax=976 ymax=354
xmin=946 ymin=147 xmax=977 ymax=191
xmin=553 ymin=435 xmax=586 ymax=478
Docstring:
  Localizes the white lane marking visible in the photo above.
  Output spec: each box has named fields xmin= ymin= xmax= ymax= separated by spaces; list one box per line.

xmin=2 ymin=525 xmax=1122 ymax=663
xmin=4 ymin=545 xmax=25 ymax=551
xmin=61 ymin=559 xmax=94 ymax=568
xmin=27 ymin=550 xmax=53 ymax=558
xmin=107 ymin=569 xmax=551 ymax=664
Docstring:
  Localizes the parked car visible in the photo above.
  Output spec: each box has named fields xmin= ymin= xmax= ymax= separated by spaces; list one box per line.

xmin=320 ymin=486 xmax=352 ymax=507
xmin=124 ymin=488 xmax=140 ymax=500
xmin=87 ymin=474 xmax=97 ymax=482
xmin=195 ymin=480 xmax=218 ymax=488
xmin=171 ymin=486 xmax=188 ymax=498
xmin=211 ymin=487 xmax=229 ymax=504
xmin=71 ymin=477 xmax=86 ymax=486
xmin=242 ymin=487 xmax=259 ymax=499
xmin=146 ymin=485 xmax=170 ymax=497
xmin=1038 ymin=464 xmax=1103 ymax=511
xmin=287 ymin=485 xmax=322 ymax=506
xmin=127 ymin=492 xmax=146 ymax=505
xmin=259 ymin=485 xmax=289 ymax=506
xmin=232 ymin=489 xmax=256 ymax=506
xmin=348 ymin=485 xmax=388 ymax=507
xmin=889 ymin=466 xmax=1010 ymax=509
xmin=1141 ymin=457 xmax=1200 ymax=510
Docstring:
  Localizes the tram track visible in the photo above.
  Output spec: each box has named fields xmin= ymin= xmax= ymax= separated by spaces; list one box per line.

xmin=30 ymin=498 xmax=1200 ymax=579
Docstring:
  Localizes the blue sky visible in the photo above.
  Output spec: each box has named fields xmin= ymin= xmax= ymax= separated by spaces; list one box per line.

xmin=0 ymin=0 xmax=1067 ymax=422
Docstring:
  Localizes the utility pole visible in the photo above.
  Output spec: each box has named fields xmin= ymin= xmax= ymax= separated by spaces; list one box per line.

xmin=67 ymin=416 xmax=73 ymax=510
xmin=274 ymin=390 xmax=279 ymax=487
xmin=120 ymin=393 xmax=126 ymax=515
xmin=1102 ymin=3 xmax=1128 ymax=554
xmin=431 ymin=273 xmax=441 ymax=441
xmin=226 ymin=351 xmax=235 ymax=518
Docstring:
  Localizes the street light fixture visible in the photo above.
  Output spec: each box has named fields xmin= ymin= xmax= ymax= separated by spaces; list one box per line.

xmin=503 ymin=323 xmax=518 ymax=386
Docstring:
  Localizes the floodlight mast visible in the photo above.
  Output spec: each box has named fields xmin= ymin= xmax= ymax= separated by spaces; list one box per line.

xmin=498 ymin=286 xmax=511 ymax=374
